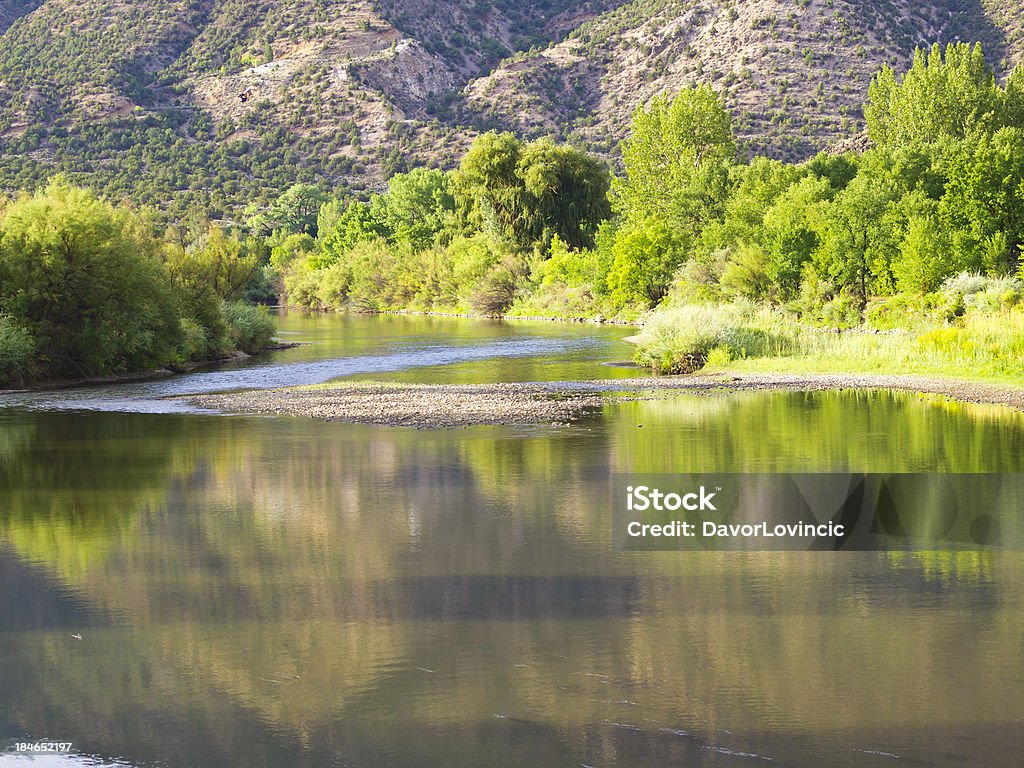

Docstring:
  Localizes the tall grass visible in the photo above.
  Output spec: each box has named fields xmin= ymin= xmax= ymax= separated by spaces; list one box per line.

xmin=634 ymin=301 xmax=1024 ymax=383
xmin=632 ymin=303 xmax=796 ymax=373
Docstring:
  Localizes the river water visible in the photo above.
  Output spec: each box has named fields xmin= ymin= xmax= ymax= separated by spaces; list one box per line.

xmin=1 ymin=311 xmax=1022 ymax=767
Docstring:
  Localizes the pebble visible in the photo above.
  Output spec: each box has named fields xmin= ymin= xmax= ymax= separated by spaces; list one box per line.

xmin=184 ymin=373 xmax=1024 ymax=428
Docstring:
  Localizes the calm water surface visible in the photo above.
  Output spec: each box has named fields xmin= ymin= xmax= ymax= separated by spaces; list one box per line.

xmin=1 ymin=312 xmax=1022 ymax=767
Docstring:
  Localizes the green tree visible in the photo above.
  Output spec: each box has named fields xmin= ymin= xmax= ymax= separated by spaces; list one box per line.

xmin=606 ymin=218 xmax=683 ymax=307
xmin=893 ymin=212 xmax=951 ymax=294
xmin=381 ymin=168 xmax=456 ymax=250
xmin=250 ymin=183 xmax=328 ymax=236
xmin=163 ymin=225 xmax=262 ymax=351
xmin=865 ymin=43 xmax=1005 ymax=150
xmin=0 ymin=180 xmax=181 ymax=376
xmin=0 ymin=314 xmax=35 ymax=384
xmin=613 ymin=86 xmax=735 ymax=237
xmin=695 ymin=157 xmax=806 ymax=263
xmin=514 ymin=139 xmax=611 ymax=250
xmin=165 ymin=226 xmax=259 ymax=302
xmin=455 ymin=133 xmax=611 ymax=250
xmin=269 ymin=232 xmax=316 ymax=272
xmin=762 ymin=175 xmax=830 ymax=299
xmin=454 ymin=132 xmax=522 ymax=243
xmin=313 ymin=200 xmax=390 ymax=268
xmin=814 ymin=167 xmax=899 ymax=310
xmin=720 ymin=241 xmax=771 ymax=301
xmin=942 ymin=127 xmax=1024 ymax=272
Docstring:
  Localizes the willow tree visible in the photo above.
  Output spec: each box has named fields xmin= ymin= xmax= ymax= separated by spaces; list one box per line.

xmin=455 ymin=132 xmax=611 ymax=250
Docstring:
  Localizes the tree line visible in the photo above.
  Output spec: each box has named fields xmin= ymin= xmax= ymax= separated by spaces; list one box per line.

xmin=264 ymin=42 xmax=1024 ymax=327
xmin=4 ymin=42 xmax=1022 ymax=384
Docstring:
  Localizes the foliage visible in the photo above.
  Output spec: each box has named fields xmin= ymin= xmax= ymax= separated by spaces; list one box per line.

xmin=0 ymin=313 xmax=34 ymax=384
xmin=940 ymin=272 xmax=1023 ymax=312
xmin=314 ymin=199 xmax=391 ymax=267
xmin=221 ymin=302 xmax=276 ymax=354
xmin=614 ymin=87 xmax=735 ymax=238
xmin=274 ymin=44 xmax=1024 ymax=329
xmin=865 ymin=43 xmax=1016 ymax=149
xmin=0 ymin=181 xmax=277 ymax=381
xmin=455 ymin=132 xmax=611 ymax=249
xmin=165 ymin=226 xmax=259 ymax=302
xmin=249 ymin=184 xmax=328 ymax=237
xmin=0 ymin=180 xmax=182 ymax=377
xmin=632 ymin=303 xmax=789 ymax=373
xmin=606 ymin=218 xmax=684 ymax=307
xmin=381 ymin=168 xmax=456 ymax=250
xmin=720 ymin=242 xmax=772 ymax=301
xmin=269 ymin=233 xmax=316 ymax=272
xmin=6 ymin=41 xmax=1024 ymax=382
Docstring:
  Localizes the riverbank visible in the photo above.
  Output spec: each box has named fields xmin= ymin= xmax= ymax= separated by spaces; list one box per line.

xmin=0 ymin=342 xmax=299 ymax=394
xmin=184 ymin=372 xmax=1024 ymax=428
xmin=369 ymin=307 xmax=640 ymax=326
xmin=630 ymin=302 xmax=1024 ymax=383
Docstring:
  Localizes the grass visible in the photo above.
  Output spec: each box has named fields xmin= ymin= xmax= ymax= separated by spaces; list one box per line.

xmin=634 ymin=302 xmax=1024 ymax=387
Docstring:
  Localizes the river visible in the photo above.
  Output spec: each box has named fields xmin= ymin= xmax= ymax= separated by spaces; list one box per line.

xmin=1 ymin=311 xmax=1022 ymax=767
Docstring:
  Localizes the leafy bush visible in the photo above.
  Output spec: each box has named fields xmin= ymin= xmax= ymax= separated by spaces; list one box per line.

xmin=315 ymin=260 xmax=354 ymax=310
xmin=941 ymin=272 xmax=991 ymax=297
xmin=816 ymin=293 xmax=864 ymax=328
xmin=607 ymin=218 xmax=684 ymax=307
xmin=470 ymin=255 xmax=528 ymax=317
xmin=176 ymin=318 xmax=211 ymax=363
xmin=0 ymin=180 xmax=182 ymax=377
xmin=633 ymin=304 xmax=789 ymax=373
xmin=940 ymin=272 xmax=1023 ymax=311
xmin=0 ymin=314 xmax=35 ymax=385
xmin=965 ymin=277 xmax=1022 ymax=311
xmin=221 ymin=302 xmax=275 ymax=354
xmin=865 ymin=294 xmax=933 ymax=330
xmin=282 ymin=260 xmax=324 ymax=309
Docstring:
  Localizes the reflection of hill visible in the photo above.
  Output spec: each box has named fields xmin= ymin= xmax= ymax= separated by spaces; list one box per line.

xmin=1 ymin=392 xmax=1023 ymax=766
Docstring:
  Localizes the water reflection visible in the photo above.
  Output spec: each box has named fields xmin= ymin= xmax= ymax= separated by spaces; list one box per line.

xmin=2 ymin=384 xmax=1024 ymax=766
xmin=3 ymin=314 xmax=1024 ymax=766
xmin=0 ymin=312 xmax=640 ymax=413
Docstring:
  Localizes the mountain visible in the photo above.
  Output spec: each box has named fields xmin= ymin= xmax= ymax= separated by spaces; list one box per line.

xmin=466 ymin=0 xmax=1024 ymax=160
xmin=0 ymin=1 xmax=42 ymax=33
xmin=0 ymin=0 xmax=1021 ymax=219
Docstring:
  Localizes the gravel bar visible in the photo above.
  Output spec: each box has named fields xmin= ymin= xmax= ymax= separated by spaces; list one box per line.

xmin=187 ymin=382 xmax=608 ymax=428
xmin=183 ymin=372 xmax=1024 ymax=428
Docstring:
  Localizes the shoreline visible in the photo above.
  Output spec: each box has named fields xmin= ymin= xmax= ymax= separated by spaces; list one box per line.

xmin=0 ymin=343 xmax=298 ymax=394
xmin=283 ymin=304 xmax=641 ymax=327
xmin=183 ymin=371 xmax=1024 ymax=428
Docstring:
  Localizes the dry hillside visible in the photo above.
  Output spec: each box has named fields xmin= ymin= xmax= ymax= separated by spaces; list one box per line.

xmin=0 ymin=0 xmax=1020 ymax=214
